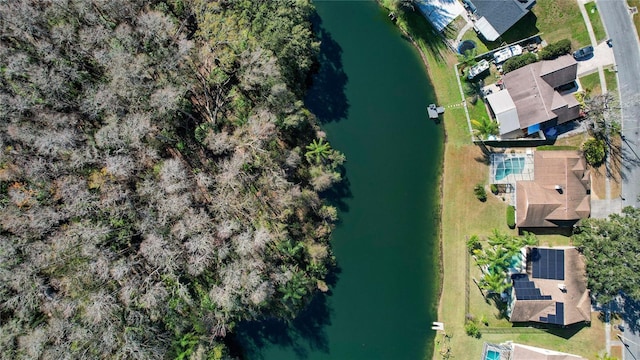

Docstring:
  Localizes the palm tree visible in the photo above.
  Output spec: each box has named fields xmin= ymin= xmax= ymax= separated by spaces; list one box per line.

xmin=471 ymin=117 xmax=499 ymax=140
xmin=279 ymin=270 xmax=310 ymax=311
xmin=305 ymin=138 xmax=332 ymax=164
xmin=480 ymin=271 xmax=511 ymax=294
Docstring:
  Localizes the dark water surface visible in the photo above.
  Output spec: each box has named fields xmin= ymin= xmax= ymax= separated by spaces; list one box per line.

xmin=238 ymin=1 xmax=444 ymax=358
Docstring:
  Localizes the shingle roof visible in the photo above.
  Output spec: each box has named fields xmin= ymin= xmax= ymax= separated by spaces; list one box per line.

xmin=502 ymin=55 xmax=579 ymax=130
xmin=472 ymin=0 xmax=535 ymax=35
xmin=516 ymin=150 xmax=590 ymax=228
xmin=509 ymin=247 xmax=590 ymax=326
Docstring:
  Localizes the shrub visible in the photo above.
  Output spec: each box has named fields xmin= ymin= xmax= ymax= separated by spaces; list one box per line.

xmin=474 ymin=183 xmax=487 ymax=202
xmin=537 ymin=145 xmax=579 ymax=151
xmin=539 ymin=39 xmax=572 ymax=60
xmin=490 ymin=184 xmax=498 ymax=195
xmin=466 ymin=235 xmax=482 ymax=253
xmin=464 ymin=320 xmax=481 ymax=338
xmin=583 ymin=138 xmax=606 ymax=166
xmin=506 ymin=205 xmax=516 ymax=229
xmin=503 ymin=53 xmax=538 ymax=73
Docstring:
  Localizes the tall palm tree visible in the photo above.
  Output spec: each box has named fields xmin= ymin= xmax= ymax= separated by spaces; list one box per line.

xmin=305 ymin=138 xmax=331 ymax=164
xmin=480 ymin=271 xmax=511 ymax=294
xmin=471 ymin=117 xmax=499 ymax=140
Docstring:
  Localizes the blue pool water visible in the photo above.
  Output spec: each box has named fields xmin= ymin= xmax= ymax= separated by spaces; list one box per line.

xmin=486 ymin=349 xmax=500 ymax=360
xmin=495 ymin=157 xmax=525 ymax=181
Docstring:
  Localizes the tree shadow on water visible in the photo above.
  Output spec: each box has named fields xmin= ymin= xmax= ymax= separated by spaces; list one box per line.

xmin=321 ymin=168 xmax=352 ymax=214
xmin=232 ymin=275 xmax=340 ymax=359
xmin=305 ymin=12 xmax=349 ymax=124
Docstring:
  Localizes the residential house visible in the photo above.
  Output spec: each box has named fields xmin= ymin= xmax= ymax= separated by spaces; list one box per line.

xmin=415 ymin=0 xmax=465 ymax=32
xmin=487 ymin=55 xmax=581 ymax=139
xmin=482 ymin=342 xmax=588 ymax=360
xmin=507 ymin=246 xmax=590 ymax=326
xmin=516 ymin=150 xmax=590 ymax=229
xmin=467 ymin=0 xmax=536 ymax=41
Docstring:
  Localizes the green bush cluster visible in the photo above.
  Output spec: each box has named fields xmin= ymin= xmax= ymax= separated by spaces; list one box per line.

xmin=583 ymin=138 xmax=606 ymax=166
xmin=507 ymin=205 xmax=516 ymax=229
xmin=503 ymin=53 xmax=538 ymax=73
xmin=474 ymin=183 xmax=487 ymax=202
xmin=539 ymin=39 xmax=572 ymax=60
xmin=464 ymin=320 xmax=481 ymax=338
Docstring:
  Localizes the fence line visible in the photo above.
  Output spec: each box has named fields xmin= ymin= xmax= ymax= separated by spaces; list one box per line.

xmin=465 ymin=237 xmax=470 ymax=318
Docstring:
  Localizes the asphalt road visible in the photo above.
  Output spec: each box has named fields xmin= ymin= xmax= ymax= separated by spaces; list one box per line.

xmin=598 ymin=0 xmax=640 ymax=208
xmin=620 ymin=324 xmax=640 ymax=360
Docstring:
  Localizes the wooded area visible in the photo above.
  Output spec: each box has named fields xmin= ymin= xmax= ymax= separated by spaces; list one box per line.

xmin=0 ymin=1 xmax=342 ymax=358
xmin=573 ymin=206 xmax=640 ymax=305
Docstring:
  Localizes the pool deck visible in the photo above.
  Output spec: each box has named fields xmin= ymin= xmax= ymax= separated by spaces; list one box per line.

xmin=489 ymin=150 xmax=535 ymax=207
xmin=490 ymin=151 xmax=535 ymax=185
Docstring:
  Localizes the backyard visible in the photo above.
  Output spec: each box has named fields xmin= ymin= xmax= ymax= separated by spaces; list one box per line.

xmin=377 ymin=1 xmax=609 ymax=359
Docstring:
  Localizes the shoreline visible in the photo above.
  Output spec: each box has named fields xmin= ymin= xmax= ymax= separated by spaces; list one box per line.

xmin=375 ymin=1 xmax=449 ymax=357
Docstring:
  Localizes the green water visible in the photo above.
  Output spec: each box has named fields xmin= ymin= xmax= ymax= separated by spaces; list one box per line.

xmin=238 ymin=1 xmax=444 ymax=358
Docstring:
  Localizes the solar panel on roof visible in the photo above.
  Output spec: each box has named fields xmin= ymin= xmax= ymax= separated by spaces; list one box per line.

xmin=512 ymin=274 xmax=551 ymax=300
xmin=531 ymin=248 xmax=565 ymax=280
xmin=554 ymin=302 xmax=565 ymax=325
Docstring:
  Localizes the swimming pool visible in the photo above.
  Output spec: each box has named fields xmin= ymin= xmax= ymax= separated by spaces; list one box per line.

xmin=494 ymin=157 xmax=525 ymax=181
xmin=485 ymin=349 xmax=500 ymax=360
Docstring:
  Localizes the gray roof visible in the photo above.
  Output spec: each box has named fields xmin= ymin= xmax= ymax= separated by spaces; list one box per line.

xmin=502 ymin=55 xmax=579 ymax=130
xmin=472 ymin=0 xmax=536 ymax=36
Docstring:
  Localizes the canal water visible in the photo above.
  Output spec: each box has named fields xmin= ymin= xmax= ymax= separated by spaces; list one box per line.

xmin=238 ymin=1 xmax=444 ymax=359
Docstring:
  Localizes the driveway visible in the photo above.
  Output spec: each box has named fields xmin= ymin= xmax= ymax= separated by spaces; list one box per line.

xmin=575 ymin=42 xmax=615 ymax=77
xmin=597 ymin=0 xmax=640 ymax=208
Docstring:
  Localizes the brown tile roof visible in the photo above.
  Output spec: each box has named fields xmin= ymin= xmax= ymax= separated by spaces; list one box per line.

xmin=509 ymin=247 xmax=590 ymax=326
xmin=517 ymin=150 xmax=590 ymax=228
xmin=502 ymin=55 xmax=579 ymax=130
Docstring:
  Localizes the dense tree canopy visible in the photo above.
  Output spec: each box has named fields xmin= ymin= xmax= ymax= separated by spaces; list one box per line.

xmin=0 ymin=0 xmax=342 ymax=358
xmin=573 ymin=207 xmax=640 ymax=305
xmin=502 ymin=53 xmax=537 ymax=73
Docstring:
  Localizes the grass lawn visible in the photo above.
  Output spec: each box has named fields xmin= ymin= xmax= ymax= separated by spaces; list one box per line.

xmin=378 ymin=2 xmax=607 ymax=359
xmin=465 ymin=95 xmax=490 ymax=127
xmin=579 ymin=71 xmax=602 ymax=95
xmin=460 ymin=30 xmax=490 ymax=55
xmin=628 ymin=0 xmax=640 ymax=43
xmin=579 ymin=67 xmax=618 ymax=96
xmin=604 ymin=66 xmax=618 ymax=94
xmin=584 ymin=1 xmax=608 ymax=43
xmin=532 ymin=0 xmax=591 ymax=48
